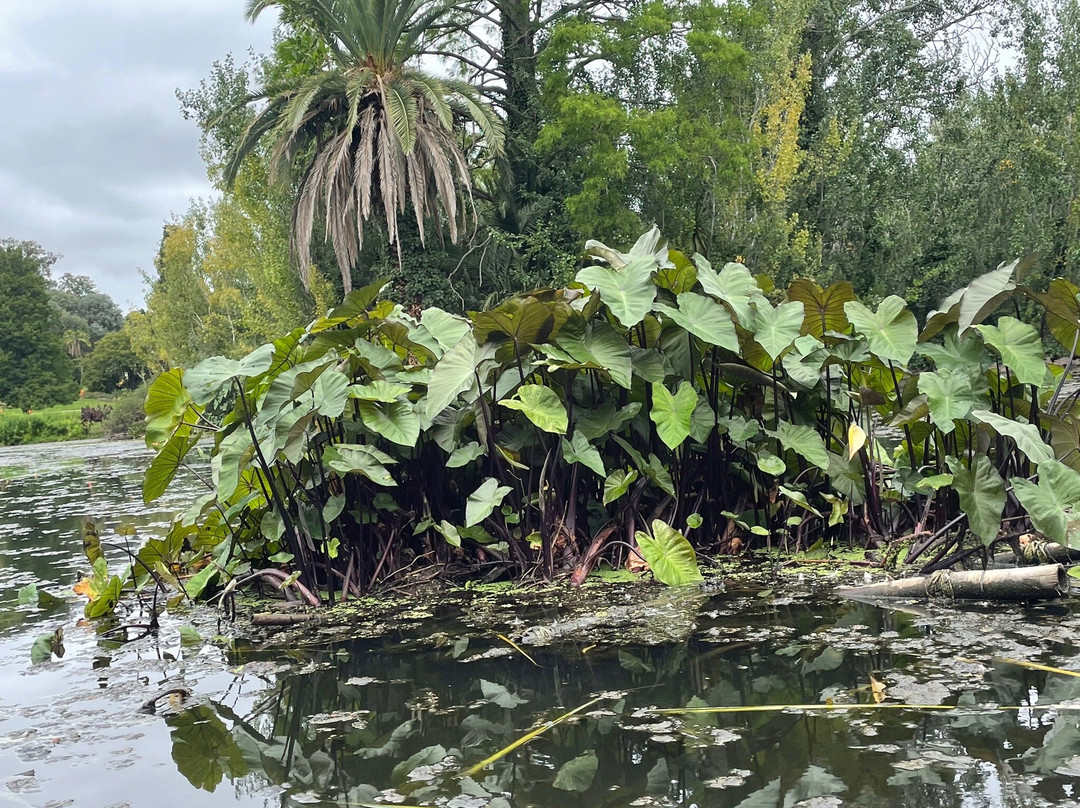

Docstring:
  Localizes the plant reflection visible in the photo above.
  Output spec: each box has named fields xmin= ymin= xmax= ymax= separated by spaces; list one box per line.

xmin=162 ymin=596 xmax=1080 ymax=807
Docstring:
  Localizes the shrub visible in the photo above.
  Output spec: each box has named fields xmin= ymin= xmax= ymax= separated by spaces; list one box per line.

xmin=0 ymin=409 xmax=84 ymax=446
xmin=102 ymin=386 xmax=147 ymax=439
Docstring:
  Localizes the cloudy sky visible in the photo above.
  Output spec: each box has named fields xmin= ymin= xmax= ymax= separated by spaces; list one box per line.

xmin=0 ymin=0 xmax=277 ymax=309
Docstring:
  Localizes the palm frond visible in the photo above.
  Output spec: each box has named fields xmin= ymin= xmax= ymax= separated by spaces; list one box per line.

xmin=404 ymin=71 xmax=453 ymax=130
xmin=382 ymin=78 xmax=420 ymax=155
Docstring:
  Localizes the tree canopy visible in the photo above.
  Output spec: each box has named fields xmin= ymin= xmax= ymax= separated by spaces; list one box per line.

xmin=0 ymin=241 xmax=78 ymax=408
xmin=128 ymin=0 xmax=1080 ymax=371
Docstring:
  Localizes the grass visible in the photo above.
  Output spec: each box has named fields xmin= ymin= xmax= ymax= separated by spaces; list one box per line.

xmin=0 ymin=396 xmax=114 ymax=447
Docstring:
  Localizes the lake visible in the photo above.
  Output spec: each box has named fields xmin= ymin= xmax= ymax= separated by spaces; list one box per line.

xmin=2 ymin=440 xmax=1080 ymax=807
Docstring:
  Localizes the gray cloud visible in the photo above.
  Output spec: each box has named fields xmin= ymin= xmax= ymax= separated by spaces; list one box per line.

xmin=0 ymin=0 xmax=276 ymax=309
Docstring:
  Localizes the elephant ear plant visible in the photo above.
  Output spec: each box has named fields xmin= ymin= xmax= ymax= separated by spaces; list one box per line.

xmin=138 ymin=227 xmax=1080 ymax=606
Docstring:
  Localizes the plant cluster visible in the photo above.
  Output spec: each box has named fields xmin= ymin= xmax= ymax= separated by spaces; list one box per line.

xmin=143 ymin=228 xmax=1080 ymax=600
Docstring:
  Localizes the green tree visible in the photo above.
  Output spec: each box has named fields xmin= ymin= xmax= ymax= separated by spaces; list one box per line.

xmin=80 ymin=326 xmax=148 ymax=392
xmin=50 ymin=274 xmax=123 ymax=343
xmin=0 ymin=240 xmax=78 ymax=408
xmin=226 ymin=0 xmax=504 ymax=293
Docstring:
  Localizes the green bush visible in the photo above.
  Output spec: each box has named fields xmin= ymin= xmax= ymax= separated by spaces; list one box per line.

xmin=102 ymin=387 xmax=147 ymax=439
xmin=0 ymin=409 xmax=84 ymax=446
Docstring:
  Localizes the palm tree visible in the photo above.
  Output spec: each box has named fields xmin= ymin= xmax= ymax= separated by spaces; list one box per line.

xmin=63 ymin=330 xmax=90 ymax=360
xmin=227 ymin=0 xmax=504 ymax=293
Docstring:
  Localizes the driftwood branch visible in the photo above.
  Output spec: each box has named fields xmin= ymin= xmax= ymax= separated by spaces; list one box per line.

xmin=251 ymin=612 xmax=322 ymax=627
xmin=838 ymin=564 xmax=1069 ymax=602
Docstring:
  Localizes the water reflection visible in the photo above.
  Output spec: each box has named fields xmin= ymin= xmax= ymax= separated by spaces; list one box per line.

xmin=158 ymin=596 xmax=1080 ymax=808
xmin=0 ymin=439 xmax=202 ymax=630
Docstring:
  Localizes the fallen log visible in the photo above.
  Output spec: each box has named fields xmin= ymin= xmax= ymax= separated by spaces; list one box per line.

xmin=992 ymin=541 xmax=1080 ymax=567
xmin=838 ymin=564 xmax=1070 ymax=602
xmin=252 ymin=612 xmax=322 ymax=626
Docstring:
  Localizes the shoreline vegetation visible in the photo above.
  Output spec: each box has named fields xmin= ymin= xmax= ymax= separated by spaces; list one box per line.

xmin=69 ymin=226 xmax=1080 ymax=624
xmin=0 ymin=391 xmax=147 ymax=447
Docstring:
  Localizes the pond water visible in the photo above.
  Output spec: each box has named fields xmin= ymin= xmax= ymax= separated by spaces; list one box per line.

xmin=4 ymin=441 xmax=1080 ymax=807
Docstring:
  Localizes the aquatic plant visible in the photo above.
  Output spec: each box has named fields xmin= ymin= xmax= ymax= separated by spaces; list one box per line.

xmin=142 ymin=227 xmax=1080 ymax=600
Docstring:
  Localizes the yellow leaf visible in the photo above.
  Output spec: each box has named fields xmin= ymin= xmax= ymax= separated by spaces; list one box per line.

xmin=870 ymin=675 xmax=886 ymax=703
xmin=73 ymin=578 xmax=95 ymax=599
xmin=847 ymin=422 xmax=867 ymax=459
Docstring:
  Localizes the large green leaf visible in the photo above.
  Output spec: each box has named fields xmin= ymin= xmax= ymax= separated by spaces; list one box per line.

xmin=749 ymin=300 xmax=805 ymax=360
xmin=971 ymin=409 xmax=1054 ymax=465
xmin=255 ymin=358 xmax=330 ymax=427
xmin=1011 ymin=459 xmax=1080 ymax=546
xmin=1043 ymin=413 xmax=1080 ymax=472
xmin=425 ymin=333 xmax=485 ymax=419
xmin=650 ymin=381 xmax=697 ymax=449
xmin=781 ymin=334 xmax=828 ymax=388
xmin=918 ymin=325 xmax=987 ymax=376
xmin=214 ymin=428 xmax=254 ymax=502
xmin=473 ymin=296 xmax=558 ymax=346
xmin=583 ymin=321 xmax=634 ymax=388
xmin=348 ymin=380 xmax=412 ymax=402
xmin=767 ymin=422 xmax=830 ymax=471
xmin=976 ymin=316 xmax=1050 ymax=387
xmin=689 ymin=394 xmax=716 ymax=443
xmin=307 ymin=277 xmax=387 ymax=333
xmin=918 ymin=368 xmax=980 ymax=433
xmin=655 ymin=250 xmax=698 ymax=294
xmin=946 ymin=456 xmax=1005 ymax=545
xmin=144 ymin=430 xmax=198 ymax=504
xmin=1038 ymin=278 xmax=1080 ymax=352
xmin=184 ymin=346 xmax=274 ymax=407
xmin=562 ymin=432 xmax=606 ymax=478
xmin=696 ymin=258 xmax=763 ymax=324
xmin=418 ymin=307 xmax=471 ymax=352
xmin=465 ymin=477 xmax=513 ymax=527
xmin=956 ymin=257 xmax=1028 ymax=334
xmin=889 ymin=394 xmax=930 ymax=428
xmin=718 ymin=415 xmax=761 ymax=442
xmin=653 ymin=292 xmax=739 ymax=352
xmin=576 ymin=402 xmax=641 ymax=441
xmin=921 ymin=287 xmax=964 ymax=342
xmin=844 ymin=296 xmax=918 ymax=366
xmin=787 ymin=279 xmax=855 ymax=338
xmin=311 ymin=369 xmax=351 ymax=417
xmin=576 ymin=254 xmax=657 ymax=329
xmin=548 ymin=317 xmax=633 ymax=389
xmin=446 ymin=441 xmax=485 ymax=468
xmin=184 ymin=356 xmax=243 ymax=406
xmin=144 ymin=369 xmax=194 ymax=448
xmin=325 ymin=444 xmax=397 ymax=486
xmin=603 ymin=468 xmax=638 ymax=505
xmin=499 ymin=384 xmax=568 ymax=434
xmin=635 ymin=519 xmax=703 ymax=586
xmin=358 ymin=400 xmax=420 ymax=446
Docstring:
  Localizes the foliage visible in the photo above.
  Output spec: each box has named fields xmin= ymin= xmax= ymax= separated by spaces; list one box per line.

xmin=224 ymin=0 xmax=504 ymax=293
xmin=81 ymin=327 xmax=148 ymax=393
xmin=49 ymin=273 xmax=123 ymax=343
xmin=0 ymin=407 xmax=85 ymax=447
xmin=102 ymin=385 xmax=149 ymax=439
xmin=144 ymin=227 xmax=1080 ymax=598
xmin=0 ymin=240 xmax=78 ymax=409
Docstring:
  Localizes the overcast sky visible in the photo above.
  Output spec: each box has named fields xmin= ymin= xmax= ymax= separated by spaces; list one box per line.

xmin=0 ymin=0 xmax=277 ymax=310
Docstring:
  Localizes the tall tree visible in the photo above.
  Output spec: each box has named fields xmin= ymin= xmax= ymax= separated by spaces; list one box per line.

xmin=49 ymin=273 xmax=123 ymax=343
xmin=226 ymin=0 xmax=504 ymax=293
xmin=0 ymin=241 xmax=78 ymax=408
